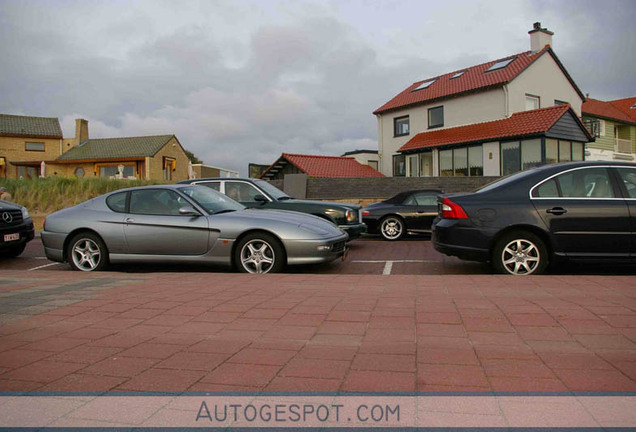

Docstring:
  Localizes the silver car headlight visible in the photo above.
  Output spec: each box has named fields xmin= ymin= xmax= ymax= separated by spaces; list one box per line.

xmin=21 ymin=206 xmax=30 ymax=220
xmin=299 ymin=224 xmax=330 ymax=236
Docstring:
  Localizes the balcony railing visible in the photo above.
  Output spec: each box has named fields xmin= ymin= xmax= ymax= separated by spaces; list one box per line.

xmin=615 ymin=138 xmax=634 ymax=154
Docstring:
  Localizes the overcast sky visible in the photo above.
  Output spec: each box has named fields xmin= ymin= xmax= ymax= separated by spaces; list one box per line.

xmin=1 ymin=0 xmax=634 ymax=175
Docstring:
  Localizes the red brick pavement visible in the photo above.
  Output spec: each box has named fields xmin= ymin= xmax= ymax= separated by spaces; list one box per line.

xmin=0 ymin=270 xmax=635 ymax=392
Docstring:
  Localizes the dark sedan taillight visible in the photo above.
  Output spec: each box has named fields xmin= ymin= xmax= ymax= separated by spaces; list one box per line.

xmin=441 ymin=198 xmax=468 ymax=219
xmin=361 ymin=210 xmax=370 ymax=216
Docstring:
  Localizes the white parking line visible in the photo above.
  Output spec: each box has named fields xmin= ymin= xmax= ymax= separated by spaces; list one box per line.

xmin=351 ymin=259 xmax=437 ymax=276
xmin=383 ymin=261 xmax=393 ymax=275
xmin=28 ymin=262 xmax=62 ymax=271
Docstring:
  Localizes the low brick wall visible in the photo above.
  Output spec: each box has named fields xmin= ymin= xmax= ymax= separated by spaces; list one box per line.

xmin=268 ymin=176 xmax=499 ymax=206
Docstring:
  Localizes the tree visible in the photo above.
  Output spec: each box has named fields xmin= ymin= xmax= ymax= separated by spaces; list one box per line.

xmin=184 ymin=150 xmax=203 ymax=165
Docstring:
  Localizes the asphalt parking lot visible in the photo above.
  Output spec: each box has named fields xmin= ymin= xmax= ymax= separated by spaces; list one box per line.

xmin=3 ymin=235 xmax=636 ymax=276
xmin=0 ymin=235 xmax=635 ymax=394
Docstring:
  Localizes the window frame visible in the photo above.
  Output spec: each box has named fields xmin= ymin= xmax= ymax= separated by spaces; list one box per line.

xmin=525 ymin=94 xmax=540 ymax=111
xmin=25 ymin=142 xmax=45 ymax=152
xmin=428 ymin=106 xmax=444 ymax=129
xmin=393 ymin=116 xmax=410 ymax=137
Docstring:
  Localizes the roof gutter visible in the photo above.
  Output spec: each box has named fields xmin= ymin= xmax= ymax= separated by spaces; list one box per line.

xmin=503 ymin=84 xmax=510 ymax=118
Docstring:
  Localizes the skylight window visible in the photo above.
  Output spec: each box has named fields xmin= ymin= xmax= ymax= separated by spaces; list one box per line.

xmin=412 ymin=79 xmax=436 ymax=91
xmin=631 ymin=103 xmax=636 ymax=109
xmin=451 ymin=71 xmax=466 ymax=79
xmin=485 ymin=57 xmax=515 ymax=72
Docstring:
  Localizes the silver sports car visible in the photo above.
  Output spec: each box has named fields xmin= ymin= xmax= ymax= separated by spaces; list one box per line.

xmin=42 ymin=185 xmax=348 ymax=273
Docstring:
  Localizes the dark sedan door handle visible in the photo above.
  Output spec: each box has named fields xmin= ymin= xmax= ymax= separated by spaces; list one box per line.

xmin=125 ymin=217 xmax=135 ymax=223
xmin=546 ymin=207 xmax=567 ymax=215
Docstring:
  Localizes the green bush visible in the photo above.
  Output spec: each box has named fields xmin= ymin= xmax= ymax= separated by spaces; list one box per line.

xmin=0 ymin=177 xmax=168 ymax=213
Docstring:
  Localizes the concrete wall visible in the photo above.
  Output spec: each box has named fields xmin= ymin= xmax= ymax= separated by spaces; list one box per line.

xmin=267 ymin=176 xmax=498 ymax=206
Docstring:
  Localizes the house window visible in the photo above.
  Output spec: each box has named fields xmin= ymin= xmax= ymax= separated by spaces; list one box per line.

xmin=25 ymin=142 xmax=45 ymax=152
xmin=583 ymin=118 xmax=601 ymax=138
xmin=545 ymin=139 xmax=558 ymax=164
xmin=413 ymin=80 xmax=436 ymax=91
xmin=407 ymin=154 xmax=419 ymax=177
xmin=485 ymin=57 xmax=516 ymax=72
xmin=163 ymin=157 xmax=176 ymax=181
xmin=501 ymin=142 xmax=521 ymax=176
xmin=468 ymin=146 xmax=483 ymax=176
xmin=74 ymin=167 xmax=85 ymax=178
xmin=522 ymin=139 xmax=542 ymax=170
xmin=394 ymin=116 xmax=409 ymax=137
xmin=451 ymin=71 xmax=466 ymax=79
xmin=439 ymin=150 xmax=453 ymax=177
xmin=17 ymin=166 xmax=40 ymax=179
xmin=453 ymin=148 xmax=467 ymax=176
xmin=99 ymin=165 xmax=134 ymax=178
xmin=525 ymin=94 xmax=540 ymax=111
xmin=428 ymin=106 xmax=444 ymax=129
xmin=572 ymin=142 xmax=584 ymax=161
xmin=392 ymin=154 xmax=406 ymax=177
xmin=558 ymin=140 xmax=572 ymax=162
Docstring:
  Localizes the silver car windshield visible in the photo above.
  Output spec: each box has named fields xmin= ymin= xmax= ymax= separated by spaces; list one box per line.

xmin=179 ymin=186 xmax=245 ymax=214
xmin=252 ymin=179 xmax=291 ymax=200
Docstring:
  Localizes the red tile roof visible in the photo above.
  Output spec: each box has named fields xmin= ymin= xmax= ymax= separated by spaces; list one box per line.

xmin=582 ymin=98 xmax=636 ymax=124
xmin=609 ymin=97 xmax=636 ymax=122
xmin=399 ymin=105 xmax=578 ymax=152
xmin=261 ymin=153 xmax=384 ymax=178
xmin=374 ymin=46 xmax=583 ymax=115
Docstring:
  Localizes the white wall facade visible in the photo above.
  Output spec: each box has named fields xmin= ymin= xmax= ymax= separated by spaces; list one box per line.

xmin=507 ymin=53 xmax=583 ymax=117
xmin=482 ymin=141 xmax=501 ymax=176
xmin=377 ymin=88 xmax=506 ymax=175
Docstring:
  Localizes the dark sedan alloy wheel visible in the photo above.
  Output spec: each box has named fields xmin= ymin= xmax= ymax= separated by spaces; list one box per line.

xmin=493 ymin=231 xmax=548 ymax=275
xmin=380 ymin=216 xmax=404 ymax=240
xmin=235 ymin=233 xmax=285 ymax=274
xmin=67 ymin=233 xmax=108 ymax=272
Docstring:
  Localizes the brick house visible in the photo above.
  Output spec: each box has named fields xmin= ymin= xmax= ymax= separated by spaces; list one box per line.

xmin=374 ymin=23 xmax=593 ymax=177
xmin=1 ymin=115 xmax=191 ymax=181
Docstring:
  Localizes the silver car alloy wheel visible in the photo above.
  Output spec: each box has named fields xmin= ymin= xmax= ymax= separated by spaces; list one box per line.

xmin=71 ymin=238 xmax=101 ymax=271
xmin=381 ymin=217 xmax=403 ymax=240
xmin=500 ymin=239 xmax=540 ymax=275
xmin=240 ymin=239 xmax=275 ymax=273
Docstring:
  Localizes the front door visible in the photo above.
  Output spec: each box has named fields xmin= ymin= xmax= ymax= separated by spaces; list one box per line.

xmin=124 ymin=189 xmax=209 ymax=255
xmin=407 ymin=155 xmax=419 ymax=177
xmin=531 ymin=167 xmax=630 ymax=257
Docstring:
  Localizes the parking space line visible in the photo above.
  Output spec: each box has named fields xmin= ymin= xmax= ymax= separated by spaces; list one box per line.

xmin=351 ymin=259 xmax=437 ymax=276
xmin=28 ymin=262 xmax=62 ymax=271
xmin=383 ymin=261 xmax=393 ymax=275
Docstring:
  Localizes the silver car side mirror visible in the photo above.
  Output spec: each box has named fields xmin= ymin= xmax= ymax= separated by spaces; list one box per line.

xmin=178 ymin=206 xmax=201 ymax=216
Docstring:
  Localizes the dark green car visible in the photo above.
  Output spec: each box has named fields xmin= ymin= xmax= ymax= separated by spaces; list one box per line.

xmin=179 ymin=178 xmax=366 ymax=240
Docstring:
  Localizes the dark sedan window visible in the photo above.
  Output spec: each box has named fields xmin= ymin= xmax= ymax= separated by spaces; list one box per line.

xmin=180 ymin=186 xmax=244 ymax=214
xmin=130 ymin=189 xmax=189 ymax=216
xmin=532 ymin=168 xmax=615 ymax=199
xmin=197 ymin=181 xmax=220 ymax=192
xmin=106 ymin=192 xmax=127 ymax=213
xmin=617 ymin=168 xmax=636 ymax=198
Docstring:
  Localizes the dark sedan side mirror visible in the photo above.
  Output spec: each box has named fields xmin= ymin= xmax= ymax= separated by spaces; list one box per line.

xmin=254 ymin=194 xmax=267 ymax=203
xmin=178 ymin=206 xmax=201 ymax=216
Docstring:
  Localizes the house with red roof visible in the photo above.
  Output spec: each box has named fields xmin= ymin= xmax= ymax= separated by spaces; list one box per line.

xmin=374 ymin=23 xmax=593 ymax=177
xmin=259 ymin=153 xmax=384 ymax=179
xmin=582 ymin=97 xmax=636 ymax=161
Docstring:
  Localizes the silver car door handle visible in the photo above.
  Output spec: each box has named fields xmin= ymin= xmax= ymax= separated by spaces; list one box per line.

xmin=125 ymin=217 xmax=135 ymax=223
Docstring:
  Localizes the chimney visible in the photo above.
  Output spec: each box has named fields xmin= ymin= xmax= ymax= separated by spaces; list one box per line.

xmin=528 ymin=22 xmax=553 ymax=53
xmin=74 ymin=119 xmax=89 ymax=145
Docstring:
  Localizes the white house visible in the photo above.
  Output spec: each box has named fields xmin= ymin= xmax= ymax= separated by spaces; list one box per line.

xmin=374 ymin=23 xmax=593 ymax=177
